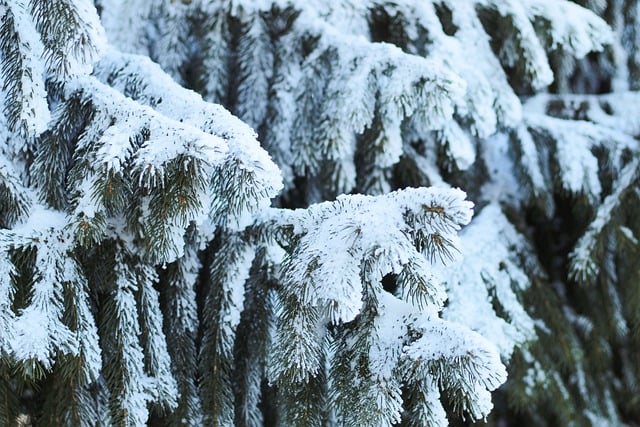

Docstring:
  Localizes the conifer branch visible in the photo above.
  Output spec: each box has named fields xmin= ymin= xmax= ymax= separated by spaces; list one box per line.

xmin=0 ymin=0 xmax=50 ymax=137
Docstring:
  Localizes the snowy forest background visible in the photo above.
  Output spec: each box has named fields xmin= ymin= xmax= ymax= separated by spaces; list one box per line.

xmin=0 ymin=0 xmax=639 ymax=426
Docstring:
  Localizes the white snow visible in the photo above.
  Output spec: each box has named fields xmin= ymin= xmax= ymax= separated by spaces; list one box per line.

xmin=480 ymin=132 xmax=523 ymax=205
xmin=570 ymin=157 xmax=640 ymax=281
xmin=440 ymin=204 xmax=537 ymax=359
xmin=112 ymin=257 xmax=153 ymax=426
xmin=4 ymin=0 xmax=50 ymax=137
xmin=523 ymin=0 xmax=612 ymax=58
xmin=526 ymin=114 xmax=606 ymax=205
xmin=97 ymin=0 xmax=154 ymax=55
xmin=276 ymin=187 xmax=473 ymax=323
xmin=93 ymin=51 xmax=284 ymax=225
xmin=0 ymin=254 xmax=16 ymax=354
xmin=369 ymin=292 xmax=507 ymax=421
xmin=226 ymin=242 xmax=255 ymax=329
xmin=43 ymin=0 xmax=107 ymax=76
xmin=12 ymin=242 xmax=78 ymax=369
xmin=137 ymin=265 xmax=178 ymax=408
xmin=438 ymin=122 xmax=476 ymax=171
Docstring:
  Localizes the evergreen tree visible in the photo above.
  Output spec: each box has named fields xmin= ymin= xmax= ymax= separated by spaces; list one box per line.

xmin=0 ymin=1 xmax=637 ymax=426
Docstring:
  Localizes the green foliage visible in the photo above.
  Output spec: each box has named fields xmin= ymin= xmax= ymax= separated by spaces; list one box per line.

xmin=1 ymin=0 xmax=639 ymax=426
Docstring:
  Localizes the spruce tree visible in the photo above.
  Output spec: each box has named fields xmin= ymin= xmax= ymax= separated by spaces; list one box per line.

xmin=0 ymin=1 xmax=637 ymax=426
